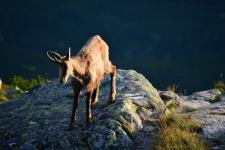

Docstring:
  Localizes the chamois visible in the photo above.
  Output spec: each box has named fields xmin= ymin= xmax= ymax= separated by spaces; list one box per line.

xmin=47 ymin=35 xmax=116 ymax=129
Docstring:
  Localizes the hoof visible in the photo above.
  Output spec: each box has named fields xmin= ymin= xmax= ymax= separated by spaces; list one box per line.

xmin=109 ymin=94 xmax=116 ymax=103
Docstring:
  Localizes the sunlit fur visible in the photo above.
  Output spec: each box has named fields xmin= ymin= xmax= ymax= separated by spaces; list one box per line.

xmin=47 ymin=35 xmax=116 ymax=129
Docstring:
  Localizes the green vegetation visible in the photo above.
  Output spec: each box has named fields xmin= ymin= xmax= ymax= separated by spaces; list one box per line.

xmin=161 ymin=113 xmax=202 ymax=132
xmin=155 ymin=113 xmax=207 ymax=150
xmin=0 ymin=75 xmax=49 ymax=103
xmin=9 ymin=75 xmax=49 ymax=91
xmin=0 ymin=93 xmax=8 ymax=102
xmin=0 ymin=84 xmax=10 ymax=102
xmin=9 ymin=75 xmax=48 ymax=91
xmin=155 ymin=125 xmax=207 ymax=150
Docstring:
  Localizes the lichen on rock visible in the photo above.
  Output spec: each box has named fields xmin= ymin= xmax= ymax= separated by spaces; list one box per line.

xmin=0 ymin=69 xmax=164 ymax=150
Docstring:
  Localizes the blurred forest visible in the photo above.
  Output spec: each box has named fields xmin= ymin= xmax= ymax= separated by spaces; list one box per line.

xmin=0 ymin=0 xmax=225 ymax=93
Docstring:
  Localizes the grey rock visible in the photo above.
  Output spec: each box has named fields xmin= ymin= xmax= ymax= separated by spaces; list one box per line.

xmin=181 ymin=90 xmax=225 ymax=149
xmin=159 ymin=90 xmax=183 ymax=102
xmin=158 ymin=90 xmax=182 ymax=114
xmin=158 ymin=90 xmax=182 ymax=107
xmin=20 ymin=143 xmax=35 ymax=150
xmin=0 ymin=69 xmax=164 ymax=150
xmin=142 ymin=126 xmax=154 ymax=133
xmin=178 ymin=89 xmax=222 ymax=113
xmin=183 ymin=89 xmax=221 ymax=102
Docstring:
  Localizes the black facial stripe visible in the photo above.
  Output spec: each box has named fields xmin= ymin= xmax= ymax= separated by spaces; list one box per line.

xmin=62 ymin=64 xmax=68 ymax=76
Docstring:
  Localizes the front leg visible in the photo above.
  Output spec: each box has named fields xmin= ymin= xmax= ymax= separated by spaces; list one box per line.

xmin=86 ymin=91 xmax=93 ymax=127
xmin=68 ymin=88 xmax=81 ymax=130
xmin=109 ymin=65 xmax=116 ymax=103
xmin=91 ymin=84 xmax=99 ymax=108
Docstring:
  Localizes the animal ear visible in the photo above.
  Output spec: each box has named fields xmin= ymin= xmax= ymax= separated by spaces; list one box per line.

xmin=66 ymin=47 xmax=71 ymax=60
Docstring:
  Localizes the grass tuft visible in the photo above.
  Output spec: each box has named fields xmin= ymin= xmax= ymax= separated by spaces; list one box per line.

xmin=155 ymin=125 xmax=207 ymax=150
xmin=166 ymin=84 xmax=178 ymax=93
xmin=155 ymin=113 xmax=207 ymax=150
xmin=166 ymin=102 xmax=179 ymax=110
xmin=214 ymin=80 xmax=225 ymax=93
xmin=161 ymin=113 xmax=202 ymax=132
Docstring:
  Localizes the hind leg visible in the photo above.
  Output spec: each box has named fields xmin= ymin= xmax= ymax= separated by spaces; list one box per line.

xmin=109 ymin=65 xmax=116 ymax=103
xmin=91 ymin=84 xmax=99 ymax=108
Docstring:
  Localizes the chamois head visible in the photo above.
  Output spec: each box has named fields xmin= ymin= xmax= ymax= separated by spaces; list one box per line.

xmin=47 ymin=48 xmax=74 ymax=84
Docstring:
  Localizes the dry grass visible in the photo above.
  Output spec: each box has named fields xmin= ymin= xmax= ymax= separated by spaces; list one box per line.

xmin=214 ymin=80 xmax=225 ymax=93
xmin=166 ymin=102 xmax=179 ymax=110
xmin=0 ymin=84 xmax=10 ymax=102
xmin=166 ymin=84 xmax=178 ymax=93
xmin=155 ymin=125 xmax=207 ymax=150
xmin=161 ymin=113 xmax=202 ymax=132
xmin=155 ymin=113 xmax=208 ymax=150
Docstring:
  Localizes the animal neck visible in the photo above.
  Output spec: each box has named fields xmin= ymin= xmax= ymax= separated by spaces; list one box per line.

xmin=71 ymin=57 xmax=85 ymax=76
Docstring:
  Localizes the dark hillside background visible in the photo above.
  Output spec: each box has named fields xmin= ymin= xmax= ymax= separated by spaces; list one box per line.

xmin=0 ymin=0 xmax=225 ymax=93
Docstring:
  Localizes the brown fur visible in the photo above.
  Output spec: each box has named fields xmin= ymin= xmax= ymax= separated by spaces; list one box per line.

xmin=47 ymin=35 xmax=116 ymax=129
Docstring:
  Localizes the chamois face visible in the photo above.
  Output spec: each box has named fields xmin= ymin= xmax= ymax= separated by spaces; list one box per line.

xmin=47 ymin=48 xmax=73 ymax=84
xmin=58 ymin=60 xmax=74 ymax=84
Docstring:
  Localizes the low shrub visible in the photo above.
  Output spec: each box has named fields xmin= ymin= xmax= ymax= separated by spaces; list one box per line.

xmin=9 ymin=75 xmax=49 ymax=91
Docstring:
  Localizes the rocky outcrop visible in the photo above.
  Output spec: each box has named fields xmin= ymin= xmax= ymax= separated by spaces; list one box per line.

xmin=0 ymin=70 xmax=164 ymax=150
xmin=162 ymin=89 xmax=225 ymax=149
xmin=183 ymin=91 xmax=225 ymax=149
